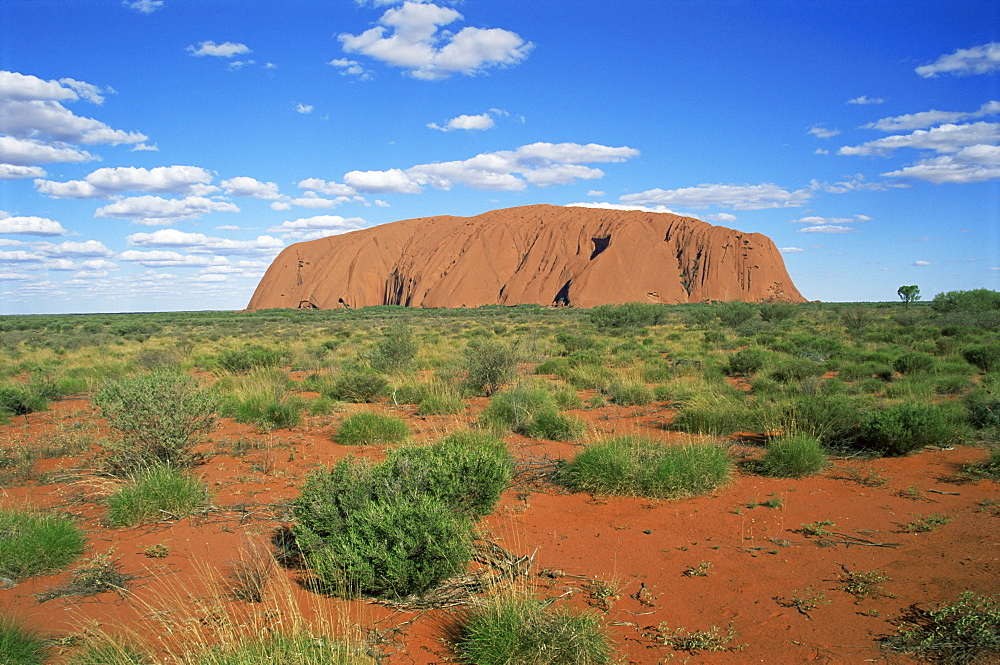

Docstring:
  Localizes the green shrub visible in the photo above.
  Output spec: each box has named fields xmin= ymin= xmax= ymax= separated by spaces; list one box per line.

xmin=881 ymin=591 xmax=999 ymax=665
xmin=589 ymin=302 xmax=666 ymax=331
xmin=0 ymin=616 xmax=47 ymax=665
xmin=562 ymin=435 xmax=731 ymax=499
xmin=608 ymin=379 xmax=655 ymax=406
xmin=479 ymin=384 xmax=554 ymax=433
xmin=329 ymin=370 xmax=389 ymax=403
xmin=858 ymin=402 xmax=966 ymax=456
xmin=453 ymin=595 xmax=613 ymax=665
xmin=524 ymin=408 xmax=587 ymax=441
xmin=566 ymin=365 xmax=616 ymax=391
xmin=552 ymin=386 xmax=584 ymax=410
xmin=381 ymin=431 xmax=514 ymax=518
xmin=963 ymin=344 xmax=1000 ymax=372
xmin=555 ymin=331 xmax=603 ymax=355
xmin=216 ymin=344 xmax=290 ymax=373
xmin=0 ymin=508 xmax=85 ymax=580
xmin=218 ymin=373 xmax=304 ymax=430
xmin=0 ymin=383 xmax=49 ymax=418
xmin=463 ymin=339 xmax=519 ymax=396
xmin=932 ymin=288 xmax=1000 ymax=313
xmin=725 ymin=347 xmax=769 ymax=376
xmin=893 ymin=352 xmax=935 ymax=375
xmin=535 ymin=357 xmax=570 ymax=377
xmin=93 ymin=371 xmax=217 ymax=474
xmin=368 ymin=322 xmax=419 ymax=373
xmin=759 ymin=303 xmax=796 ymax=323
xmin=758 ymin=434 xmax=826 ymax=478
xmin=769 ymin=358 xmax=825 ymax=383
xmin=107 ymin=466 xmax=210 ymax=527
xmin=670 ymin=392 xmax=756 ymax=436
xmin=716 ymin=301 xmax=758 ymax=328
xmin=304 ymin=493 xmax=472 ymax=599
xmin=336 ymin=412 xmax=409 ymax=446
xmin=966 ymin=388 xmax=1000 ymax=429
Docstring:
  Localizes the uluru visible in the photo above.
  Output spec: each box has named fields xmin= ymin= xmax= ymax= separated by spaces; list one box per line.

xmin=247 ymin=204 xmax=805 ymax=310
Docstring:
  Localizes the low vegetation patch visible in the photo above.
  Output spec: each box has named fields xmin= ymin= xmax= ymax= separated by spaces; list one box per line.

xmin=292 ymin=432 xmax=513 ymax=599
xmin=93 ymin=371 xmax=217 ymax=474
xmin=561 ymin=435 xmax=731 ymax=499
xmin=881 ymin=591 xmax=999 ymax=664
xmin=335 ymin=411 xmax=409 ymax=446
xmin=452 ymin=595 xmax=613 ymax=665
xmin=758 ymin=434 xmax=827 ymax=478
xmin=0 ymin=508 xmax=85 ymax=580
xmin=107 ymin=465 xmax=210 ymax=527
xmin=0 ymin=615 xmax=47 ymax=665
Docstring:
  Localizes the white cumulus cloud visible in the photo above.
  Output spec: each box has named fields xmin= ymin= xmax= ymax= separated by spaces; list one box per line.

xmin=863 ymin=101 xmax=1000 ymax=132
xmin=123 ymin=0 xmax=165 ymax=13
xmin=327 ymin=58 xmax=373 ymax=80
xmin=916 ymin=42 xmax=1000 ymax=77
xmin=118 ymin=250 xmax=231 ymax=267
xmin=126 ymin=229 xmax=284 ymax=256
xmin=619 ymin=183 xmax=811 ymax=210
xmin=339 ymin=1 xmax=532 ymax=80
xmin=882 ymin=144 xmax=1000 ymax=183
xmin=807 ymin=125 xmax=841 ymax=139
xmin=187 ymin=41 xmax=252 ymax=58
xmin=839 ymin=122 xmax=1000 ymax=156
xmin=0 ymin=216 xmax=67 ymax=236
xmin=847 ymin=96 xmax=884 ymax=105
xmin=95 ymin=195 xmax=240 ymax=225
xmin=789 ymin=214 xmax=871 ymax=224
xmin=428 ymin=112 xmax=495 ymax=132
xmin=795 ymin=225 xmax=857 ymax=234
xmin=36 ymin=165 xmax=215 ymax=199
xmin=220 ymin=176 xmax=282 ymax=200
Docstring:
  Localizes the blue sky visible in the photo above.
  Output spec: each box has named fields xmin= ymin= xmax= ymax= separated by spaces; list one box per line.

xmin=1 ymin=0 xmax=998 ymax=314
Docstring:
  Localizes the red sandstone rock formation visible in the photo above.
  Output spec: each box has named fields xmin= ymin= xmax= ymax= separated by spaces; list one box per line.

xmin=247 ymin=204 xmax=805 ymax=309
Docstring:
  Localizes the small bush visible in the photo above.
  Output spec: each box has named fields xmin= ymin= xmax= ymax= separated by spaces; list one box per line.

xmin=93 ymin=372 xmax=217 ymax=474
xmin=107 ymin=466 xmax=210 ymax=527
xmin=716 ymin=301 xmax=758 ymax=328
xmin=882 ymin=591 xmax=999 ymax=665
xmin=931 ymin=288 xmax=1000 ymax=313
xmin=608 ymin=379 xmax=655 ymax=406
xmin=758 ymin=434 xmax=826 ymax=478
xmin=769 ymin=358 xmax=825 ymax=383
xmin=0 ymin=383 xmax=49 ymax=418
xmin=382 ymin=431 xmax=514 ymax=517
xmin=963 ymin=344 xmax=1000 ymax=372
xmin=0 ymin=616 xmax=47 ymax=665
xmin=552 ymin=386 xmax=584 ymax=410
xmin=463 ymin=339 xmax=519 ymax=396
xmin=0 ymin=508 xmax=85 ymax=580
xmin=725 ymin=347 xmax=769 ymax=376
xmin=759 ymin=303 xmax=796 ymax=323
xmin=589 ymin=302 xmax=666 ymax=331
xmin=894 ymin=352 xmax=934 ymax=375
xmin=524 ymin=408 xmax=587 ymax=441
xmin=368 ymin=322 xmax=419 ymax=373
xmin=562 ymin=435 xmax=731 ymax=499
xmin=453 ymin=595 xmax=613 ymax=665
xmin=479 ymin=384 xmax=554 ymax=433
xmin=216 ymin=344 xmax=290 ymax=373
xmin=329 ymin=370 xmax=389 ymax=403
xmin=336 ymin=412 xmax=409 ymax=446
xmin=858 ymin=402 xmax=967 ymax=456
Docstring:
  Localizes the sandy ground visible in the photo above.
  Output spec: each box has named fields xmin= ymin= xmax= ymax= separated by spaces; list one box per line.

xmin=1 ymin=393 xmax=997 ymax=664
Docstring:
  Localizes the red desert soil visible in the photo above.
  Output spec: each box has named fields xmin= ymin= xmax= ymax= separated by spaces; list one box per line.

xmin=2 ymin=394 xmax=997 ymax=665
xmin=247 ymin=204 xmax=805 ymax=310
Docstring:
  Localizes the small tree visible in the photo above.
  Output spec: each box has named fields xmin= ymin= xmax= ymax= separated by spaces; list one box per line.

xmin=897 ymin=285 xmax=920 ymax=307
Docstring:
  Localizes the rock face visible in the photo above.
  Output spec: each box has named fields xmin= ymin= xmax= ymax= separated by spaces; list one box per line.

xmin=247 ymin=204 xmax=805 ymax=310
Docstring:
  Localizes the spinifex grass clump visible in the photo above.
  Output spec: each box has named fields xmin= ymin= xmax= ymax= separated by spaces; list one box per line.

xmin=0 ymin=508 xmax=85 ymax=580
xmin=758 ymin=434 xmax=827 ymax=478
xmin=328 ymin=370 xmax=389 ymax=403
xmin=335 ymin=411 xmax=409 ymax=445
xmin=561 ymin=435 xmax=731 ymax=499
xmin=607 ymin=379 xmax=655 ymax=406
xmin=107 ymin=466 xmax=210 ymax=527
xmin=215 ymin=344 xmax=290 ymax=373
xmin=480 ymin=383 xmax=586 ymax=441
xmin=452 ymin=594 xmax=613 ymax=665
xmin=216 ymin=368 xmax=303 ymax=430
xmin=93 ymin=371 xmax=217 ymax=474
xmin=293 ymin=431 xmax=513 ymax=599
xmin=0 ymin=616 xmax=47 ymax=665
xmin=463 ymin=339 xmax=519 ymax=396
xmin=368 ymin=322 xmax=419 ymax=373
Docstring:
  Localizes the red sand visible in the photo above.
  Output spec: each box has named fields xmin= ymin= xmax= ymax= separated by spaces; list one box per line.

xmin=2 ymin=395 xmax=997 ymax=664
